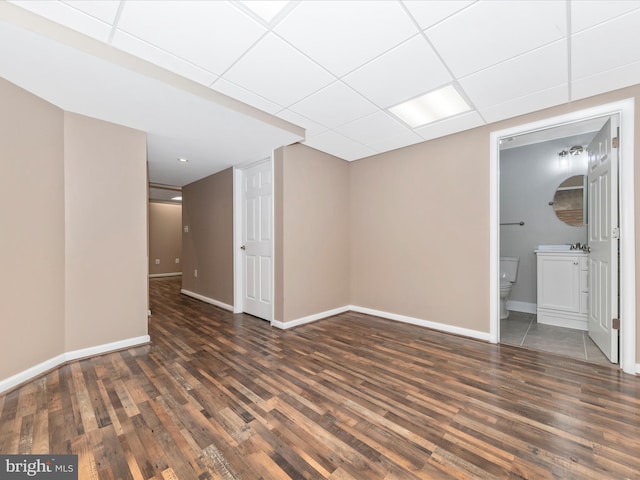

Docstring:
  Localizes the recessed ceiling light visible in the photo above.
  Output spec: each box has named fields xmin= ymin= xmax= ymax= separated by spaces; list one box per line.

xmin=388 ymin=85 xmax=471 ymax=128
xmin=240 ymin=1 xmax=289 ymax=22
xmin=178 ymin=157 xmax=188 ymax=163
xmin=171 ymin=196 xmax=182 ymax=201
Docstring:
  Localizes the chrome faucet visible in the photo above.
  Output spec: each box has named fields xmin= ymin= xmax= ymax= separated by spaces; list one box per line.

xmin=569 ymin=242 xmax=590 ymax=253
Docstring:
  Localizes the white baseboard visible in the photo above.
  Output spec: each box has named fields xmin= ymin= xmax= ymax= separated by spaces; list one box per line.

xmin=271 ymin=306 xmax=350 ymax=329
xmin=65 ymin=335 xmax=150 ymax=362
xmin=181 ymin=289 xmax=234 ymax=312
xmin=0 ymin=354 xmax=66 ymax=396
xmin=0 ymin=335 xmax=150 ymax=395
xmin=349 ymin=305 xmax=491 ymax=342
xmin=507 ymin=300 xmax=536 ymax=314
xmin=149 ymin=272 xmax=182 ymax=278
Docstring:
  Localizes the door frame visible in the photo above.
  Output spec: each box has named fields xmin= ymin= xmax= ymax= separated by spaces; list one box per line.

xmin=489 ymin=98 xmax=636 ymax=375
xmin=232 ymin=155 xmax=275 ymax=321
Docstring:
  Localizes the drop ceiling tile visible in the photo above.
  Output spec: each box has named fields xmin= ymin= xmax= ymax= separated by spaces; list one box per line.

xmin=343 ymin=34 xmax=452 ymax=109
xmin=414 ymin=110 xmax=484 ymax=141
xmin=459 ymin=40 xmax=567 ymax=109
xmin=478 ymin=85 xmax=567 ymax=124
xmin=116 ymin=1 xmax=266 ymax=75
xmin=289 ymin=81 xmax=379 ymax=129
xmin=239 ymin=0 xmax=290 ymax=24
xmin=426 ymin=0 xmax=566 ymax=77
xmin=10 ymin=0 xmax=112 ymax=41
xmin=212 ymin=78 xmax=282 ymax=114
xmin=303 ymin=130 xmax=376 ymax=161
xmin=223 ymin=34 xmax=334 ymax=108
xmin=274 ymin=0 xmax=418 ymax=77
xmin=572 ymin=59 xmax=640 ymax=101
xmin=276 ymin=109 xmax=329 ymax=138
xmin=111 ymin=31 xmax=217 ymax=86
xmin=336 ymin=111 xmax=409 ymax=147
xmin=402 ymin=0 xmax=474 ymax=30
xmin=62 ymin=1 xmax=120 ymax=24
xmin=572 ymin=9 xmax=640 ymax=80
xmin=571 ymin=0 xmax=640 ymax=33
xmin=368 ymin=130 xmax=425 ymax=154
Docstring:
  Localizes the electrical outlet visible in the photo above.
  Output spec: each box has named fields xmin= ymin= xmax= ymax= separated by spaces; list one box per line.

xmin=155 ymin=259 xmax=160 ymax=265
xmin=175 ymin=258 xmax=180 ymax=264
xmin=183 ymin=225 xmax=189 ymax=233
xmin=194 ymin=269 xmax=198 ymax=278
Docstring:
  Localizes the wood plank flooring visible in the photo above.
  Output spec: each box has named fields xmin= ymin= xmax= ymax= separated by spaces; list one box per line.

xmin=1 ymin=276 xmax=639 ymax=479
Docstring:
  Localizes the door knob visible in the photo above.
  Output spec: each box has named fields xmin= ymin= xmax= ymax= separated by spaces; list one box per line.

xmin=240 ymin=245 xmax=246 ymax=250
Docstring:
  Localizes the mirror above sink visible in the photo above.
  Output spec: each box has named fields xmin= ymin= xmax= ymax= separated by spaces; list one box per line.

xmin=552 ymin=175 xmax=586 ymax=227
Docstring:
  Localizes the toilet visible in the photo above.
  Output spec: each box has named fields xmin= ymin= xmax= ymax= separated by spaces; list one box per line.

xmin=500 ymin=257 xmax=520 ymax=319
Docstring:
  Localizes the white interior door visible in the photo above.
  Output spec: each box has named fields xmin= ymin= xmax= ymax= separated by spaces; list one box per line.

xmin=587 ymin=117 xmax=619 ymax=362
xmin=241 ymin=160 xmax=273 ymax=321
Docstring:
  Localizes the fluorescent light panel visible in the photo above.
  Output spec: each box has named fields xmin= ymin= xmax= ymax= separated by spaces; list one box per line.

xmin=389 ymin=85 xmax=470 ymax=128
xmin=171 ymin=196 xmax=182 ymax=201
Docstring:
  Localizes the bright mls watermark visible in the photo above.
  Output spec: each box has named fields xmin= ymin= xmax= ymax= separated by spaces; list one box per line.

xmin=0 ymin=455 xmax=77 ymax=479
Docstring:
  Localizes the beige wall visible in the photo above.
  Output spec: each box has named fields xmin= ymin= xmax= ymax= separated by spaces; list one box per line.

xmin=275 ymin=144 xmax=350 ymax=323
xmin=149 ymin=202 xmax=182 ymax=275
xmin=182 ymin=168 xmax=234 ymax=306
xmin=350 ymin=128 xmax=489 ymax=330
xmin=0 ymin=78 xmax=148 ymax=386
xmin=0 ymin=78 xmax=65 ymax=380
xmin=64 ymin=112 xmax=148 ymax=351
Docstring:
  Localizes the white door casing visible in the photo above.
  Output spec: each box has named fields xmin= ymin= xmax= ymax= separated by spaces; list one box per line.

xmin=241 ymin=159 xmax=273 ymax=321
xmin=587 ymin=117 xmax=619 ymax=362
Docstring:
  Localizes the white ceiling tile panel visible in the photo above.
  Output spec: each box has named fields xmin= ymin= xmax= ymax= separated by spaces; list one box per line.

xmin=289 ymin=81 xmax=379 ymax=129
xmin=402 ymin=0 xmax=474 ymax=30
xmin=368 ymin=130 xmax=425 ymax=154
xmin=238 ymin=1 xmax=290 ymax=24
xmin=572 ymin=59 xmax=640 ymax=101
xmin=62 ymin=1 xmax=120 ymax=24
xmin=426 ymin=1 xmax=566 ymax=77
xmin=343 ymin=34 xmax=452 ymax=109
xmin=9 ymin=0 xmax=112 ymax=41
xmin=111 ymin=30 xmax=218 ymax=86
xmin=572 ymin=9 xmax=640 ymax=80
xmin=276 ymin=109 xmax=329 ymax=138
xmin=478 ymin=85 xmax=568 ymax=124
xmin=336 ymin=111 xmax=410 ymax=147
xmin=212 ymin=78 xmax=282 ymax=114
xmin=459 ymin=40 xmax=567 ymax=109
xmin=303 ymin=130 xmax=376 ymax=161
xmin=116 ymin=1 xmax=266 ymax=75
xmin=274 ymin=0 xmax=418 ymax=77
xmin=571 ymin=0 xmax=640 ymax=33
xmin=222 ymin=33 xmax=335 ymax=108
xmin=415 ymin=110 xmax=484 ymax=141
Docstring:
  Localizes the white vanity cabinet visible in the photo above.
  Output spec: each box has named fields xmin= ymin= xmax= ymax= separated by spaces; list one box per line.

xmin=536 ymin=251 xmax=589 ymax=331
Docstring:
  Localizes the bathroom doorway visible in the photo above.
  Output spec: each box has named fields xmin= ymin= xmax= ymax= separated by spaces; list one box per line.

xmin=499 ymin=119 xmax=605 ymax=363
xmin=489 ymin=99 xmax=636 ymax=374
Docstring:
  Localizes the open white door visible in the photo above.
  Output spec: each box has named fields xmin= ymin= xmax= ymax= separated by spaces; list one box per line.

xmin=587 ymin=117 xmax=619 ymax=363
xmin=241 ymin=160 xmax=273 ymax=321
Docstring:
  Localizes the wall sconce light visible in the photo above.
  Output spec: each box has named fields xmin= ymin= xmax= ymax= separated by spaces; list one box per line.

xmin=569 ymin=145 xmax=584 ymax=155
xmin=558 ymin=150 xmax=569 ymax=169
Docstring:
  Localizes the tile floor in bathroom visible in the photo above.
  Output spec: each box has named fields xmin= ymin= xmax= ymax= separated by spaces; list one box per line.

xmin=500 ymin=311 xmax=612 ymax=366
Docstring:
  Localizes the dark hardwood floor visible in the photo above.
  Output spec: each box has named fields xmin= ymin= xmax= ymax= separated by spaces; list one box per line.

xmin=1 ymin=276 xmax=639 ymax=479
